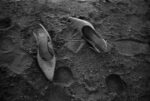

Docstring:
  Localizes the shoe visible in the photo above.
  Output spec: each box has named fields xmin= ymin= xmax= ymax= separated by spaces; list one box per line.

xmin=68 ymin=17 xmax=109 ymax=53
xmin=33 ymin=24 xmax=56 ymax=81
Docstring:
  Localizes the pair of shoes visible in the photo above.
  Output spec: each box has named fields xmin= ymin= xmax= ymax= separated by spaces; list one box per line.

xmin=33 ymin=17 xmax=110 ymax=81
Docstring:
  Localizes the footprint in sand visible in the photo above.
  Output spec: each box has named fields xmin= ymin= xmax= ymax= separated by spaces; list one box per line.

xmin=0 ymin=36 xmax=33 ymax=74
xmin=0 ymin=17 xmax=13 ymax=31
xmin=45 ymin=85 xmax=72 ymax=101
xmin=138 ymin=92 xmax=150 ymax=101
xmin=0 ymin=37 xmax=15 ymax=53
xmin=113 ymin=39 xmax=150 ymax=56
xmin=53 ymin=66 xmax=74 ymax=87
xmin=105 ymin=74 xmax=127 ymax=94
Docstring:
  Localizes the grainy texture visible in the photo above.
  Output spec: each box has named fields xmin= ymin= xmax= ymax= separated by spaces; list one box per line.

xmin=0 ymin=0 xmax=150 ymax=101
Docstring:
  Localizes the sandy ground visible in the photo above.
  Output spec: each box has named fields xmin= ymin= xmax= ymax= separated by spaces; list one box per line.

xmin=0 ymin=0 xmax=150 ymax=101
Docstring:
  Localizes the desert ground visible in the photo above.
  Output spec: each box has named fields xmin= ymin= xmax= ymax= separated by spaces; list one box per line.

xmin=0 ymin=0 xmax=150 ymax=101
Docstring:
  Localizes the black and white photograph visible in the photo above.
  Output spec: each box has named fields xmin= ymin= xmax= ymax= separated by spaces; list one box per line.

xmin=0 ymin=0 xmax=150 ymax=101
